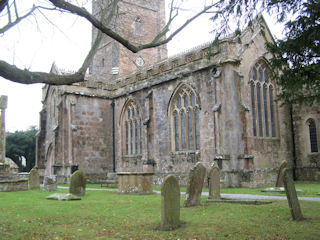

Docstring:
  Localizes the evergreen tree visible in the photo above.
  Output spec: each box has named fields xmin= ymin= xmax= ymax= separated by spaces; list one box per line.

xmin=6 ymin=126 xmax=38 ymax=172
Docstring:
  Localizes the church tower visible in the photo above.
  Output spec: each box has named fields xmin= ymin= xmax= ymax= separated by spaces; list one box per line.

xmin=89 ymin=0 xmax=168 ymax=81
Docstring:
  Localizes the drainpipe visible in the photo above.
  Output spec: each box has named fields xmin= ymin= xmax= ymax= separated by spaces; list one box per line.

xmin=111 ymin=101 xmax=116 ymax=172
xmin=289 ymin=102 xmax=297 ymax=180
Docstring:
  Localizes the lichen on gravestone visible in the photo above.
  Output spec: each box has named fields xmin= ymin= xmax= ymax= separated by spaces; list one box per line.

xmin=69 ymin=170 xmax=87 ymax=196
xmin=28 ymin=168 xmax=40 ymax=190
xmin=161 ymin=175 xmax=180 ymax=230
xmin=184 ymin=162 xmax=206 ymax=207
xmin=282 ymin=168 xmax=304 ymax=221
xmin=208 ymin=162 xmax=221 ymax=200
xmin=43 ymin=176 xmax=57 ymax=192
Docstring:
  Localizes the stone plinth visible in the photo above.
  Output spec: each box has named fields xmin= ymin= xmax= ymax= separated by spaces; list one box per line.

xmin=0 ymin=179 xmax=28 ymax=192
xmin=117 ymin=172 xmax=154 ymax=194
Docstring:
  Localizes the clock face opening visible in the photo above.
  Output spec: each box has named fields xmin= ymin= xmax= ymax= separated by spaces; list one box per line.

xmin=135 ymin=56 xmax=145 ymax=67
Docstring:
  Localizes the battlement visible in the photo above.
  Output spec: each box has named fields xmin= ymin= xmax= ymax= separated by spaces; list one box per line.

xmin=78 ymin=41 xmax=219 ymax=91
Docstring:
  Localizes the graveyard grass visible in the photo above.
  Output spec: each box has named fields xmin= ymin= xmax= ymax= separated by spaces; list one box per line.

xmin=1 ymin=186 xmax=320 ymax=239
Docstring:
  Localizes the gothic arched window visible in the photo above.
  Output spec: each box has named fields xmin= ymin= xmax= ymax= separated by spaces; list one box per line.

xmin=122 ymin=100 xmax=142 ymax=155
xmin=308 ymin=119 xmax=318 ymax=153
xmin=250 ymin=61 xmax=277 ymax=138
xmin=170 ymin=85 xmax=200 ymax=152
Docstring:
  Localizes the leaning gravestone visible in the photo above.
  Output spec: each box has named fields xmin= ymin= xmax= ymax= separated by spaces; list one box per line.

xmin=28 ymin=168 xmax=40 ymax=190
xmin=161 ymin=175 xmax=180 ymax=230
xmin=276 ymin=160 xmax=288 ymax=187
xmin=184 ymin=162 xmax=206 ymax=207
xmin=208 ymin=162 xmax=221 ymax=200
xmin=69 ymin=170 xmax=86 ymax=196
xmin=43 ymin=176 xmax=57 ymax=192
xmin=282 ymin=168 xmax=304 ymax=221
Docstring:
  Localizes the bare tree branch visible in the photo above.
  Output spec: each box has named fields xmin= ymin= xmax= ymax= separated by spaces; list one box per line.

xmin=49 ymin=0 xmax=218 ymax=53
xmin=0 ymin=60 xmax=86 ymax=85
xmin=0 ymin=0 xmax=109 ymax=85
xmin=0 ymin=0 xmax=217 ymax=85
xmin=1 ymin=5 xmax=36 ymax=34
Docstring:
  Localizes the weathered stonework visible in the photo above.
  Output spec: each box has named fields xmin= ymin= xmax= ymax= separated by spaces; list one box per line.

xmin=35 ymin=4 xmax=317 ymax=187
xmin=117 ymin=172 xmax=153 ymax=194
xmin=28 ymin=168 xmax=40 ymax=190
xmin=69 ymin=170 xmax=87 ymax=196
xmin=0 ymin=179 xmax=28 ymax=192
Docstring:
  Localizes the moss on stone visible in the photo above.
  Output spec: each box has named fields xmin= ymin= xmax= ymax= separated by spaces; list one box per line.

xmin=69 ymin=170 xmax=87 ymax=196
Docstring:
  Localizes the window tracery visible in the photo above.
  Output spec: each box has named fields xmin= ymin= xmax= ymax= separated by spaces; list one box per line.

xmin=122 ymin=100 xmax=142 ymax=155
xmin=170 ymin=85 xmax=200 ymax=152
xmin=250 ymin=61 xmax=277 ymax=138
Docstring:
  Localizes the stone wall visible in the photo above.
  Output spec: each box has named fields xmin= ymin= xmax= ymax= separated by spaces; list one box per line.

xmin=37 ymin=15 xmax=305 ymax=187
xmin=292 ymin=102 xmax=320 ymax=181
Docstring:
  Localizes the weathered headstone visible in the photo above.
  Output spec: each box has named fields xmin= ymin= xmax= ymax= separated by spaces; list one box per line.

xmin=282 ymin=168 xmax=304 ymax=221
xmin=184 ymin=162 xmax=206 ymax=207
xmin=276 ymin=160 xmax=288 ymax=187
xmin=161 ymin=175 xmax=180 ymax=230
xmin=69 ymin=170 xmax=86 ymax=196
xmin=208 ymin=162 xmax=221 ymax=200
xmin=43 ymin=176 xmax=57 ymax=192
xmin=28 ymin=168 xmax=40 ymax=190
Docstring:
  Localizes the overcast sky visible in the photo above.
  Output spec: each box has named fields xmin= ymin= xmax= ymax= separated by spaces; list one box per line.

xmin=0 ymin=0 xmax=284 ymax=132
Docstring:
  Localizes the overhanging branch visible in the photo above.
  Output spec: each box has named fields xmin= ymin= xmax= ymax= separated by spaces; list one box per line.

xmin=0 ymin=60 xmax=85 ymax=85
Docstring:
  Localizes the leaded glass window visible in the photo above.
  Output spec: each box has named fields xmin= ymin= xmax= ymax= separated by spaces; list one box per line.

xmin=122 ymin=101 xmax=143 ymax=155
xmin=250 ymin=61 xmax=277 ymax=138
xmin=171 ymin=85 xmax=200 ymax=151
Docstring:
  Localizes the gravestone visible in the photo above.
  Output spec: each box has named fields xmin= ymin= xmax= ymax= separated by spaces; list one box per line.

xmin=184 ymin=162 xmax=206 ymax=207
xmin=69 ymin=170 xmax=86 ymax=196
xmin=161 ymin=175 xmax=180 ymax=230
xmin=28 ymin=168 xmax=40 ymax=190
xmin=276 ymin=160 xmax=288 ymax=187
xmin=43 ymin=176 xmax=57 ymax=192
xmin=208 ymin=162 xmax=221 ymax=200
xmin=46 ymin=193 xmax=81 ymax=201
xmin=282 ymin=168 xmax=304 ymax=221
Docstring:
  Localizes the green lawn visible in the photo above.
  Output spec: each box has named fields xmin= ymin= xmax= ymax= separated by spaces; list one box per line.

xmin=1 ymin=187 xmax=320 ymax=239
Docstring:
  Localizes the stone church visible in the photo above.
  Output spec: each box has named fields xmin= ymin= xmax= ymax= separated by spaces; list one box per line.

xmin=35 ymin=0 xmax=320 ymax=187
